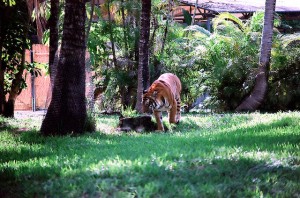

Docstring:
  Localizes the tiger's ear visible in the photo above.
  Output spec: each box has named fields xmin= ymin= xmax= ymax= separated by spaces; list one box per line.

xmin=143 ymin=90 xmax=148 ymax=94
xmin=153 ymin=90 xmax=158 ymax=97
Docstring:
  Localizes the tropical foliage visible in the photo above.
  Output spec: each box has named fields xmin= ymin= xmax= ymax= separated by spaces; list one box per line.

xmin=0 ymin=0 xmax=36 ymax=117
xmin=1 ymin=0 xmax=300 ymax=114
xmin=88 ymin=4 xmax=300 ymax=112
xmin=162 ymin=12 xmax=300 ymax=112
xmin=88 ymin=0 xmax=173 ymax=111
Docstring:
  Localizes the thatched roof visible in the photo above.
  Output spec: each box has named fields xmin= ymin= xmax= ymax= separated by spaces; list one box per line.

xmin=180 ymin=0 xmax=300 ymax=13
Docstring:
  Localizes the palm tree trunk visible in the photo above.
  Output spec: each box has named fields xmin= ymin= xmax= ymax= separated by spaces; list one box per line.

xmin=0 ymin=3 xmax=6 ymax=115
xmin=236 ymin=0 xmax=276 ymax=112
xmin=49 ymin=0 xmax=59 ymax=88
xmin=135 ymin=0 xmax=151 ymax=112
xmin=0 ymin=38 xmax=4 ymax=115
xmin=41 ymin=0 xmax=87 ymax=135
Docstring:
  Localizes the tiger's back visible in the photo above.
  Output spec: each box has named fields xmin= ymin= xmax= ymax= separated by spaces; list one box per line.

xmin=142 ymin=73 xmax=181 ymax=131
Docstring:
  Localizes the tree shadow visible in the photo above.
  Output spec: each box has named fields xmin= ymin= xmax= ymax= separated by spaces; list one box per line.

xmin=2 ymin=155 xmax=298 ymax=197
xmin=1 ymin=115 xmax=299 ymax=197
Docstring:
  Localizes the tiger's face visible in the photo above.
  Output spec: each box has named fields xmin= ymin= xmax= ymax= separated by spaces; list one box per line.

xmin=142 ymin=90 xmax=158 ymax=114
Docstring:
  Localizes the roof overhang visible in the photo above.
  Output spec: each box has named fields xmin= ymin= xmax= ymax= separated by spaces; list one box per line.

xmin=180 ymin=0 xmax=300 ymax=13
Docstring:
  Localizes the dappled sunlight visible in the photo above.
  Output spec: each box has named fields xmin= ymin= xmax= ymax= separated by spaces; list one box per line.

xmin=96 ymin=115 xmax=120 ymax=134
xmin=1 ymin=112 xmax=299 ymax=197
xmin=234 ymin=112 xmax=297 ymax=129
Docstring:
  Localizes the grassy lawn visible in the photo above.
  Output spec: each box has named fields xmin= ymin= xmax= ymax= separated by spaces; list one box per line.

xmin=0 ymin=112 xmax=300 ymax=197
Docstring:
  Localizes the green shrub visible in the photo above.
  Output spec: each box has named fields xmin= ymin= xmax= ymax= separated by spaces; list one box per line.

xmin=162 ymin=12 xmax=300 ymax=112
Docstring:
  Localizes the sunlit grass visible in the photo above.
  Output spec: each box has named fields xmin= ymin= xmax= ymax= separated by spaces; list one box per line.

xmin=0 ymin=112 xmax=299 ymax=197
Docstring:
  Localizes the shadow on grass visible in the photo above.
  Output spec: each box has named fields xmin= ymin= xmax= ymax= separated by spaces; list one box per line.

xmin=0 ymin=119 xmax=18 ymax=133
xmin=1 ymin=153 xmax=299 ymax=197
xmin=0 ymin=115 xmax=299 ymax=197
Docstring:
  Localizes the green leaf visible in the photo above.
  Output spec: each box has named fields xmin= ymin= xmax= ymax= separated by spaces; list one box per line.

xmin=182 ymin=9 xmax=192 ymax=26
xmin=184 ymin=25 xmax=211 ymax=37
xmin=213 ymin=12 xmax=246 ymax=32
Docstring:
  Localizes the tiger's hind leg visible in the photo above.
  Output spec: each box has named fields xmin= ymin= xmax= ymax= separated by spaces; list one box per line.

xmin=175 ymin=96 xmax=181 ymax=123
xmin=154 ymin=111 xmax=164 ymax=131
xmin=169 ymin=96 xmax=181 ymax=124
xmin=168 ymin=106 xmax=177 ymax=124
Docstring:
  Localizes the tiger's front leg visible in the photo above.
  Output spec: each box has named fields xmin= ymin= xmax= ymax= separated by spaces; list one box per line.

xmin=153 ymin=110 xmax=164 ymax=131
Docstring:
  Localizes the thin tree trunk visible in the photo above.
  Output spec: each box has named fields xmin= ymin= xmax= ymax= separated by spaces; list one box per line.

xmin=236 ymin=0 xmax=276 ymax=112
xmin=0 ymin=2 xmax=6 ymax=115
xmin=121 ymin=0 xmax=129 ymax=57
xmin=135 ymin=0 xmax=151 ymax=112
xmin=4 ymin=3 xmax=31 ymax=117
xmin=149 ymin=16 xmax=159 ymax=79
xmin=5 ymin=24 xmax=29 ymax=117
xmin=152 ymin=0 xmax=172 ymax=79
xmin=191 ymin=0 xmax=198 ymax=25
xmin=161 ymin=0 xmax=171 ymax=56
xmin=0 ymin=40 xmax=5 ymax=115
xmin=107 ymin=0 xmax=117 ymax=67
xmin=86 ymin=0 xmax=95 ymax=43
xmin=33 ymin=0 xmax=43 ymax=43
xmin=49 ymin=0 xmax=59 ymax=88
xmin=149 ymin=16 xmax=157 ymax=55
xmin=41 ymin=0 xmax=87 ymax=135
xmin=85 ymin=0 xmax=96 ymax=112
xmin=134 ymin=18 xmax=139 ymax=67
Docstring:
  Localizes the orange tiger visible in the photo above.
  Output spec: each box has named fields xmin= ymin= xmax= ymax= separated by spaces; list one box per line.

xmin=142 ymin=73 xmax=182 ymax=131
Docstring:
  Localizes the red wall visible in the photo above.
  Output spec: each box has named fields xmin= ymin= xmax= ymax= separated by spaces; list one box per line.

xmin=15 ymin=44 xmax=93 ymax=111
xmin=15 ymin=44 xmax=51 ymax=110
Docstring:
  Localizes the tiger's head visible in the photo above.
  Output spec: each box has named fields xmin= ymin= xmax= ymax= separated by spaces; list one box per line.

xmin=142 ymin=89 xmax=158 ymax=114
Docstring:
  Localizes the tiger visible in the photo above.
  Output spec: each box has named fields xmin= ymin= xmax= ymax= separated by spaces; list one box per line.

xmin=142 ymin=73 xmax=182 ymax=131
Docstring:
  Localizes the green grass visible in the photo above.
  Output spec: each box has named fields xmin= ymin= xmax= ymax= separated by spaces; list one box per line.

xmin=0 ymin=112 xmax=300 ymax=197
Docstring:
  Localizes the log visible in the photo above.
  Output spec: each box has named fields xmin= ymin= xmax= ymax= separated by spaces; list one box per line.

xmin=117 ymin=115 xmax=160 ymax=132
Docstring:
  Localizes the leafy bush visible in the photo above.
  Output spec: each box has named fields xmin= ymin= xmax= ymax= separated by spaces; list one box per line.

xmin=88 ymin=15 xmax=139 ymax=111
xmin=88 ymin=7 xmax=300 ymax=112
xmin=265 ymin=33 xmax=300 ymax=111
xmin=162 ymin=12 xmax=300 ymax=112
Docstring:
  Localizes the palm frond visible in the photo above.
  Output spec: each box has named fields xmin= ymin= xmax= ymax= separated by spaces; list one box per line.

xmin=184 ymin=25 xmax=211 ymax=37
xmin=213 ymin=12 xmax=245 ymax=32
xmin=182 ymin=9 xmax=192 ymax=25
xmin=281 ymin=33 xmax=300 ymax=48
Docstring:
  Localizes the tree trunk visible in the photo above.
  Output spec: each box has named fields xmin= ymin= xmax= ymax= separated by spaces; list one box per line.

xmin=3 ymin=2 xmax=31 ymax=117
xmin=86 ymin=0 xmax=95 ymax=43
xmin=4 ymin=31 xmax=28 ymax=117
xmin=0 ymin=57 xmax=5 ymax=115
xmin=107 ymin=0 xmax=117 ymax=68
xmin=236 ymin=0 xmax=276 ymax=112
xmin=121 ymin=0 xmax=129 ymax=57
xmin=135 ymin=0 xmax=151 ymax=112
xmin=48 ymin=0 xmax=59 ymax=88
xmin=152 ymin=0 xmax=172 ymax=80
xmin=0 ymin=38 xmax=4 ymax=115
xmin=0 ymin=2 xmax=5 ymax=115
xmin=191 ymin=0 xmax=198 ymax=25
xmin=41 ymin=0 xmax=87 ymax=135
